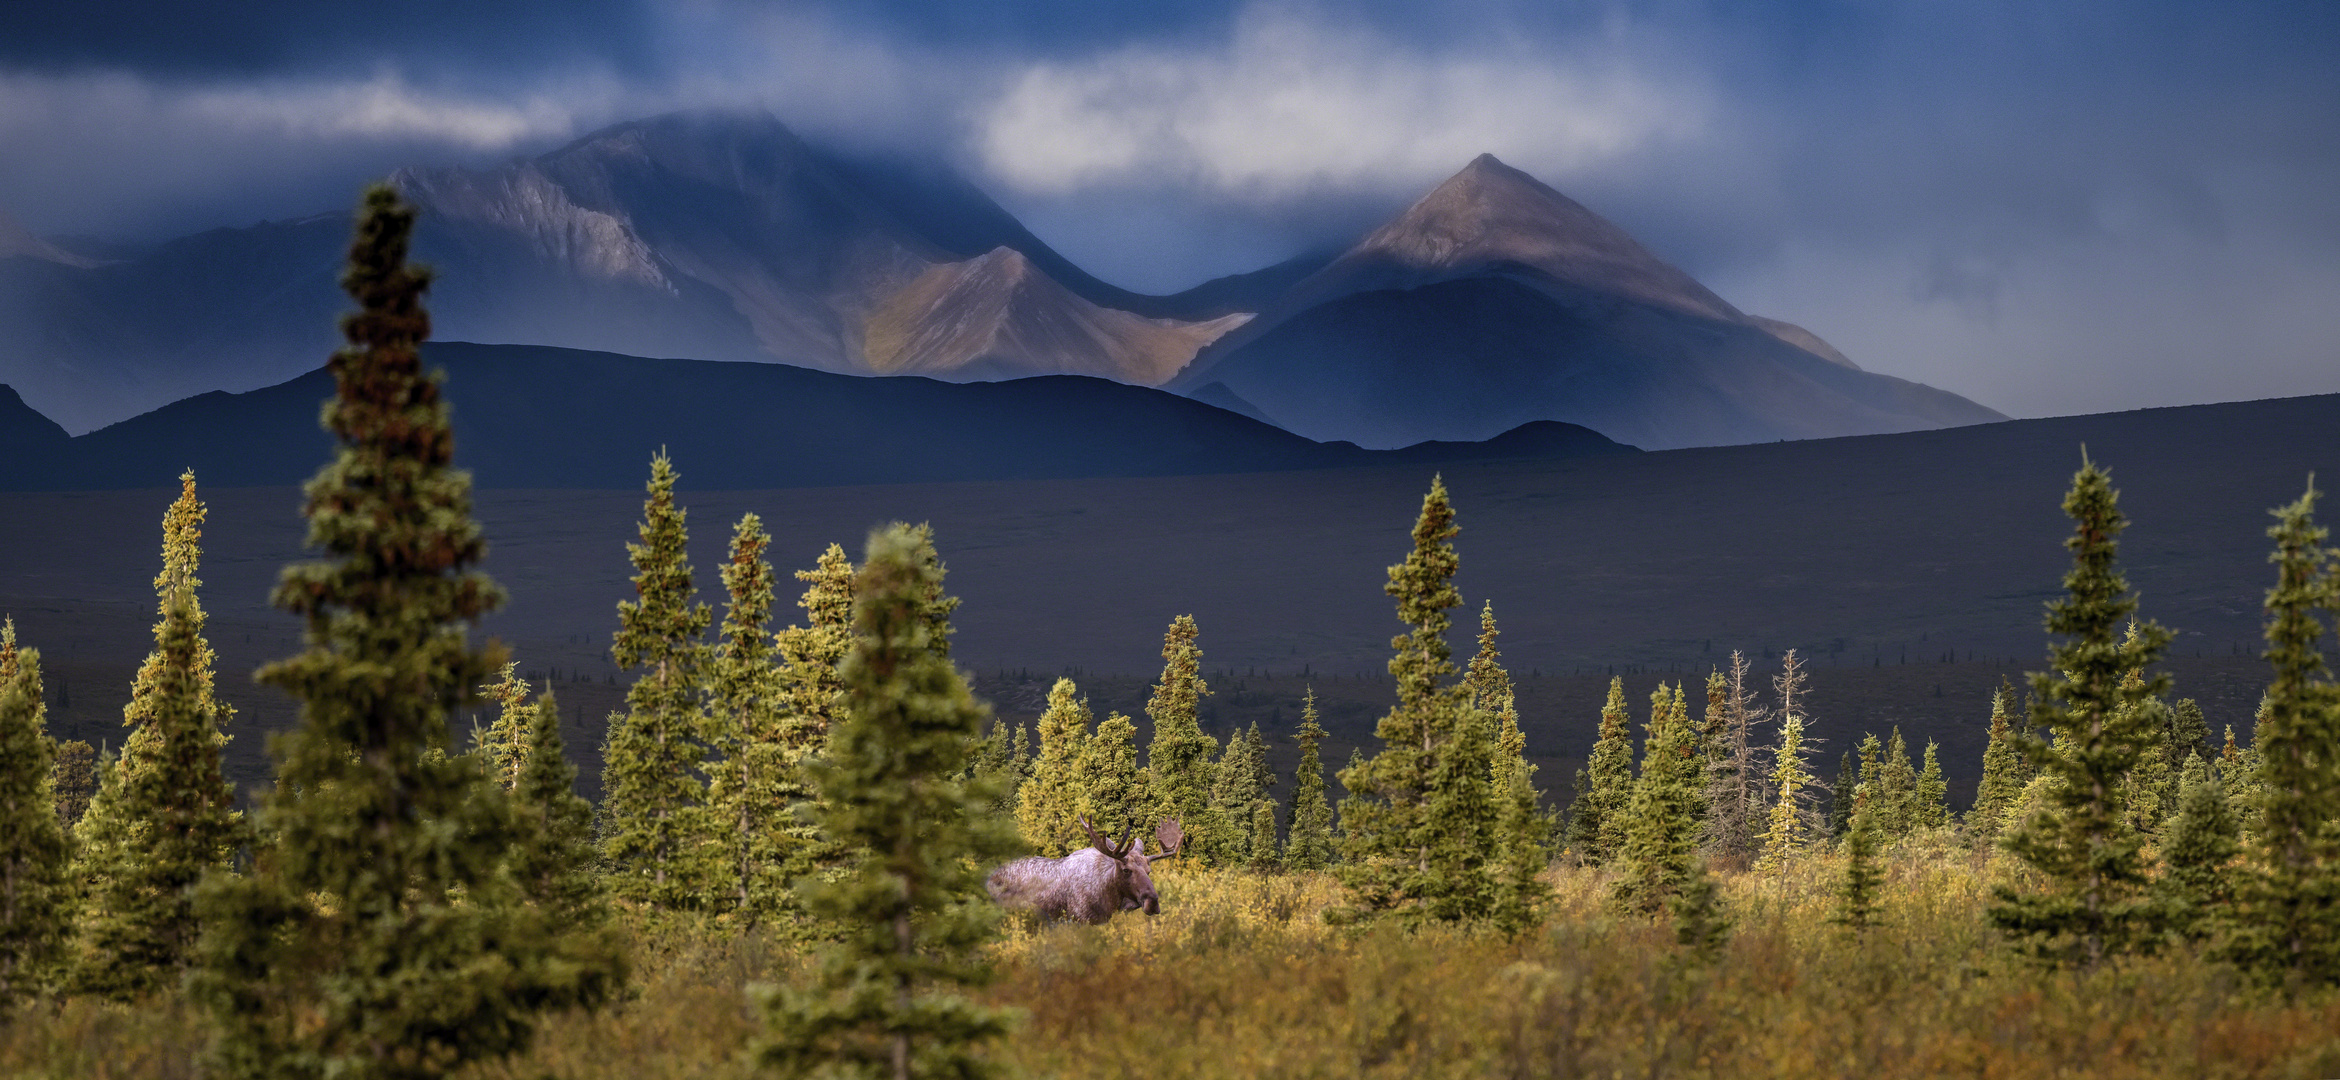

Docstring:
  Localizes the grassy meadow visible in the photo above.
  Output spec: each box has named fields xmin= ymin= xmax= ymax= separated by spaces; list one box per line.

xmin=12 ymin=842 xmax=2338 ymax=1080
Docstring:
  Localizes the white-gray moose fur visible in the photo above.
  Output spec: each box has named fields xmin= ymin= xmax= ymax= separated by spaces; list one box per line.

xmin=986 ymin=818 xmax=1184 ymax=925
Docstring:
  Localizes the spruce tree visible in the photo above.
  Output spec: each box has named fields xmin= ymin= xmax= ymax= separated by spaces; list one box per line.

xmin=1970 ymin=687 xmax=2026 ymax=840
xmin=0 ymin=621 xmax=70 ymax=1006
xmin=1833 ymin=807 xmax=1885 ymax=934
xmin=190 ymin=187 xmax=614 ymax=1077
xmin=2158 ymin=752 xmax=2239 ymax=942
xmin=1207 ymin=722 xmax=1272 ymax=860
xmin=1756 ymin=651 xmax=1820 ymax=872
xmin=601 ymin=451 xmax=715 ymax=908
xmin=1875 ymin=728 xmax=1919 ymax=837
xmin=1827 ymin=751 xmax=1857 ymax=838
xmin=754 ymin=525 xmax=1019 ymax=1080
xmin=71 ymin=471 xmax=244 ymax=1000
xmin=1015 ymin=678 xmax=1092 ymax=856
xmin=476 ymin=661 xmax=533 ymax=791
xmin=1337 ymin=478 xmax=1496 ymax=924
xmin=1915 ymin=741 xmax=1949 ymax=830
xmin=1284 ymin=690 xmax=1337 ymax=872
xmin=708 ymin=512 xmax=802 ymax=917
xmin=1077 ymin=712 xmax=1150 ymax=845
xmin=774 ymin=543 xmax=855 ymax=755
xmin=49 ymin=739 xmax=95 ymax=834
xmin=1143 ymin=615 xmax=1217 ymax=859
xmin=1613 ymin=683 xmax=1705 ymax=915
xmin=1702 ymin=651 xmax=1770 ymax=865
xmin=1566 ymin=677 xmax=1635 ymax=863
xmin=2223 ymin=480 xmax=2340 ymax=985
xmin=1989 ymin=455 xmax=2172 ymax=969
xmin=2169 ymin=698 xmax=2211 ymax=765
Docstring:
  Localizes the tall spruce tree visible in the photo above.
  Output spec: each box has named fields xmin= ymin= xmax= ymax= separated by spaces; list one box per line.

xmin=708 ymin=512 xmax=802 ymax=917
xmin=1613 ymin=683 xmax=1706 ymax=915
xmin=754 ymin=525 xmax=1019 ymax=1080
xmin=1207 ymin=722 xmax=1272 ymax=861
xmin=70 ymin=471 xmax=244 ymax=1000
xmin=1077 ymin=712 xmax=1150 ymax=845
xmin=1970 ymin=687 xmax=2027 ymax=840
xmin=0 ymin=621 xmax=70 ymax=1006
xmin=1338 ymin=478 xmax=1502 ymax=924
xmin=601 ymin=451 xmax=715 ymax=908
xmin=2223 ymin=480 xmax=2340 ymax=985
xmin=1915 ymin=741 xmax=1950 ymax=830
xmin=1144 ymin=616 xmax=1218 ymax=858
xmin=1989 ymin=454 xmax=2172 ymax=969
xmin=1284 ymin=690 xmax=1337 ymax=872
xmin=1875 ymin=728 xmax=1920 ymax=837
xmin=1567 ymin=677 xmax=1636 ymax=863
xmin=1015 ymin=678 xmax=1092 ymax=856
xmin=189 ymin=187 xmax=616 ymax=1077
xmin=1827 ymin=751 xmax=1857 ymax=839
xmin=775 ymin=543 xmax=856 ymax=755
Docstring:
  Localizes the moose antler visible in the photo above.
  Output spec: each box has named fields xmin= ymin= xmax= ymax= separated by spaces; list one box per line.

xmin=1079 ymin=816 xmax=1135 ymax=859
xmin=1150 ymin=819 xmax=1186 ymax=861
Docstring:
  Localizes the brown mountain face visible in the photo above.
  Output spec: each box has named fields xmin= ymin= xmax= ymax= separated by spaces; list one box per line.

xmin=394 ymin=113 xmax=1237 ymax=385
xmin=1172 ymin=154 xmax=2004 ymax=449
xmin=863 ymin=247 xmax=1249 ymax=382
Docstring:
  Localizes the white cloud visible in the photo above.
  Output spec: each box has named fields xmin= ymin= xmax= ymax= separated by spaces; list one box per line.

xmin=178 ymin=72 xmax=609 ymax=148
xmin=972 ymin=5 xmax=1708 ymax=200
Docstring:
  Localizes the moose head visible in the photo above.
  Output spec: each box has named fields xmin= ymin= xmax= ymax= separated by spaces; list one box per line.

xmin=1079 ymin=817 xmax=1184 ymax=916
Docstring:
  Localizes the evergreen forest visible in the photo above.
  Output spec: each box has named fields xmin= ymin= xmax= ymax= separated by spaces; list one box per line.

xmin=6 ymin=189 xmax=2340 ymax=1079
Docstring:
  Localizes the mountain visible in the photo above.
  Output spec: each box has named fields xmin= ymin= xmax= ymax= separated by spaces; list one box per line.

xmin=0 ymin=112 xmax=1251 ymax=433
xmin=1169 ymin=154 xmax=2005 ymax=449
xmin=0 ymin=341 xmax=1633 ymax=492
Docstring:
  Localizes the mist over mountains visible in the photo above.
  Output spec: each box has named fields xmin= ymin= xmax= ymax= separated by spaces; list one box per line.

xmin=0 ymin=110 xmax=2000 ymax=450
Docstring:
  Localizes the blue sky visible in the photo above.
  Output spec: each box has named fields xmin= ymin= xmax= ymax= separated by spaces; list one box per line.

xmin=3 ymin=0 xmax=2335 ymax=418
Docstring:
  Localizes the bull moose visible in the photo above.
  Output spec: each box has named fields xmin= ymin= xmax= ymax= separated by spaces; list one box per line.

xmin=986 ymin=818 xmax=1185 ymax=924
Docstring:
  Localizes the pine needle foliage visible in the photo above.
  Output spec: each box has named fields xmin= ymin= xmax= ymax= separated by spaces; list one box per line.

xmin=1015 ymin=679 xmax=1091 ymax=856
xmin=2223 ymin=479 xmax=2340 ymax=986
xmin=0 ymin=621 xmax=70 ymax=1007
xmin=476 ymin=661 xmax=533 ymax=791
xmin=190 ymin=186 xmax=609 ymax=1078
xmin=49 ymin=740 xmax=95 ymax=834
xmin=1916 ymin=741 xmax=1949 ymax=829
xmin=1337 ymin=477 xmax=1502 ymax=926
xmin=1989 ymin=454 xmax=2173 ymax=969
xmin=2158 ymin=752 xmax=2239 ymax=942
xmin=70 ymin=472 xmax=243 ymax=1000
xmin=1283 ymin=690 xmax=1337 ymax=872
xmin=1144 ymin=616 xmax=1218 ymax=860
xmin=1833 ymin=807 xmax=1886 ymax=934
xmin=709 ymin=512 xmax=804 ymax=918
xmin=1702 ymin=651 xmax=1770 ymax=865
xmin=775 ymin=543 xmax=856 ymax=755
xmin=1566 ymin=677 xmax=1635 ymax=864
xmin=753 ymin=524 xmax=1019 ymax=1080
xmin=1077 ymin=712 xmax=1150 ymax=845
xmin=1756 ymin=675 xmax=1819 ymax=873
xmin=601 ymin=451 xmax=715 ymax=909
xmin=1970 ymin=688 xmax=2026 ymax=840
xmin=1612 ymin=684 xmax=1704 ymax=916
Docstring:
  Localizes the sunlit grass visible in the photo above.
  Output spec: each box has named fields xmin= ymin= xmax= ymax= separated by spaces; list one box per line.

xmin=6 ymin=845 xmax=2338 ymax=1079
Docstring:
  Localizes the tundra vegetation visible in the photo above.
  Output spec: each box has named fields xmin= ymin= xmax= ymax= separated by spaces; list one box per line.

xmin=2 ymin=189 xmax=2340 ymax=1079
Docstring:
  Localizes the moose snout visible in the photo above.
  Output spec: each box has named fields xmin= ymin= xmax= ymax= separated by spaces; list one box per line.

xmin=1141 ymin=892 xmax=1160 ymax=915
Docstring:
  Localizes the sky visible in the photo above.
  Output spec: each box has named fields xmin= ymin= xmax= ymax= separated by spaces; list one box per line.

xmin=2 ymin=0 xmax=2335 ymax=419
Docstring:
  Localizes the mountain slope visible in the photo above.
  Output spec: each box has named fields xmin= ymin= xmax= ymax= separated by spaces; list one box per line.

xmin=0 ymin=112 xmax=1247 ymax=433
xmin=0 ymin=342 xmax=1632 ymax=492
xmin=1173 ymin=155 xmax=2004 ymax=449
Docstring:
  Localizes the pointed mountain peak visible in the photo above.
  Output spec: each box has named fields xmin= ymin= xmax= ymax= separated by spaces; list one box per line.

xmin=1308 ymin=154 xmax=1743 ymax=325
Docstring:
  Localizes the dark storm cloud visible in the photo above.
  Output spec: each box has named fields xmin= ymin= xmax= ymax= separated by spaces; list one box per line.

xmin=0 ymin=0 xmax=664 ymax=81
xmin=2 ymin=0 xmax=2335 ymax=416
